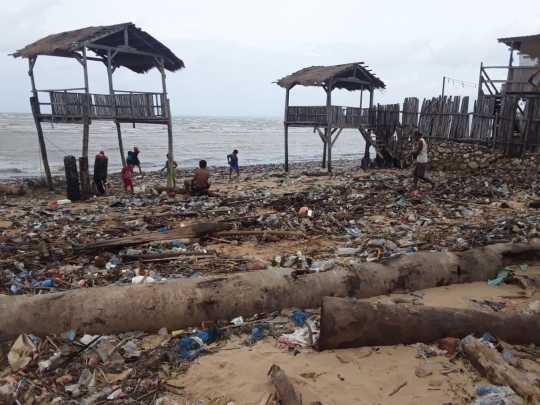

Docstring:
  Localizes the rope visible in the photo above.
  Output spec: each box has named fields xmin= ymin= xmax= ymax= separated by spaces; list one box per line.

xmin=43 ymin=136 xmax=70 ymax=155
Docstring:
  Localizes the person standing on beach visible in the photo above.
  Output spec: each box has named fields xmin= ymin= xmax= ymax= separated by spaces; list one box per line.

xmin=121 ymin=163 xmax=134 ymax=194
xmin=227 ymin=149 xmax=240 ymax=182
xmin=131 ymin=147 xmax=142 ymax=174
xmin=161 ymin=154 xmax=178 ymax=186
xmin=126 ymin=151 xmax=133 ymax=166
xmin=412 ymin=131 xmax=435 ymax=193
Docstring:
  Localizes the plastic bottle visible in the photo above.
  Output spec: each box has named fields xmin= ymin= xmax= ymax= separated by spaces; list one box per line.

xmin=476 ymin=386 xmax=503 ymax=396
xmin=309 ymin=260 xmax=336 ymax=272
xmin=57 ymin=199 xmax=71 ymax=205
xmin=337 ymin=248 xmax=359 ymax=255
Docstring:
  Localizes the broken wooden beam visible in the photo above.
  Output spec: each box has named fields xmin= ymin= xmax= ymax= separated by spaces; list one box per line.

xmin=319 ymin=298 xmax=540 ymax=351
xmin=85 ymin=222 xmax=233 ymax=249
xmin=268 ymin=365 xmax=302 ymax=405
xmin=121 ymin=252 xmax=216 ymax=263
xmin=215 ymin=230 xmax=303 ymax=237
xmin=1 ymin=242 xmax=540 ymax=342
xmin=0 ymin=184 xmax=26 ymax=196
xmin=462 ymin=335 xmax=540 ymax=405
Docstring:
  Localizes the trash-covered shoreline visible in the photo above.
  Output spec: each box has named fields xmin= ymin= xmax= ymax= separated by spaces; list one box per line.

xmin=2 ymin=161 xmax=540 ymax=297
xmin=3 ymin=161 xmax=540 ymax=404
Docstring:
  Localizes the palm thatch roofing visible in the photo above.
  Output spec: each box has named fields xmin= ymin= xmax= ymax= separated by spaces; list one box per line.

xmin=277 ymin=63 xmax=385 ymax=91
xmin=11 ymin=23 xmax=184 ymax=74
xmin=498 ymin=34 xmax=540 ymax=59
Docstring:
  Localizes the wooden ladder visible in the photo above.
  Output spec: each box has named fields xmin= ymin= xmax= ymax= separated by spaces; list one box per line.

xmin=358 ymin=124 xmax=396 ymax=159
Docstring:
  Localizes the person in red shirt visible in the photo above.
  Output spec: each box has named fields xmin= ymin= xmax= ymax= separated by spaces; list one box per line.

xmin=121 ymin=163 xmax=134 ymax=194
xmin=95 ymin=151 xmax=107 ymax=159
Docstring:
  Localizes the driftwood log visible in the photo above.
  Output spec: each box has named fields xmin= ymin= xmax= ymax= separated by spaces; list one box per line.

xmin=0 ymin=184 xmax=26 ymax=196
xmin=1 ymin=242 xmax=540 ymax=342
xmin=462 ymin=335 xmax=540 ymax=405
xmin=319 ymin=298 xmax=540 ymax=350
xmin=85 ymin=222 xmax=232 ymax=249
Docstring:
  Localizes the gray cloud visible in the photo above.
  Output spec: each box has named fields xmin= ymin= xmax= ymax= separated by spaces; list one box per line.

xmin=1 ymin=0 xmax=538 ymax=116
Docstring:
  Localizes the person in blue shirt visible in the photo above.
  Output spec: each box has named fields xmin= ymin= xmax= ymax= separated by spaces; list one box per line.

xmin=227 ymin=149 xmax=240 ymax=182
xmin=126 ymin=151 xmax=133 ymax=165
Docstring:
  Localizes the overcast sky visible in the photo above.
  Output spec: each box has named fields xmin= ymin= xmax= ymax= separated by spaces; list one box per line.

xmin=1 ymin=0 xmax=539 ymax=117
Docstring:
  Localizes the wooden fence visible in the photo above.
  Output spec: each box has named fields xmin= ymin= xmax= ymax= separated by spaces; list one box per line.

xmin=379 ymin=92 xmax=540 ymax=158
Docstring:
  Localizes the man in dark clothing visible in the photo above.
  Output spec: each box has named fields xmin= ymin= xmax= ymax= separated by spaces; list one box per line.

xmin=131 ymin=147 xmax=142 ymax=174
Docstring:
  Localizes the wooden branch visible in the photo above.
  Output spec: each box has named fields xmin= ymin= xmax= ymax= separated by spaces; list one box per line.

xmin=462 ymin=335 xmax=540 ymax=405
xmin=268 ymin=365 xmax=302 ymax=405
xmin=215 ymin=230 xmax=303 ymax=237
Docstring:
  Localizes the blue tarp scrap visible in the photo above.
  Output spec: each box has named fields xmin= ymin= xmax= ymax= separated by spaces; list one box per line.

xmin=289 ymin=312 xmax=310 ymax=327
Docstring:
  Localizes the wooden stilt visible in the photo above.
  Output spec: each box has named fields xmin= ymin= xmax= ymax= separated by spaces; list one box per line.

xmin=81 ymin=45 xmax=90 ymax=158
xmin=166 ymin=99 xmax=174 ymax=188
xmin=30 ymin=97 xmax=54 ymax=191
xmin=322 ymin=128 xmax=327 ymax=168
xmin=284 ymin=88 xmax=290 ymax=172
xmin=326 ymin=80 xmax=333 ymax=173
xmin=115 ymin=123 xmax=126 ymax=167
xmin=284 ymin=124 xmax=289 ymax=172
xmin=79 ymin=156 xmax=91 ymax=200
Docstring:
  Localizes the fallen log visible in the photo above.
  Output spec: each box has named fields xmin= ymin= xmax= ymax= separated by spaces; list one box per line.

xmin=215 ymin=230 xmax=304 ymax=237
xmin=318 ymin=298 xmax=540 ymax=351
xmin=85 ymin=222 xmax=232 ymax=249
xmin=462 ymin=335 xmax=540 ymax=405
xmin=268 ymin=365 xmax=302 ymax=405
xmin=0 ymin=184 xmax=26 ymax=196
xmin=1 ymin=242 xmax=540 ymax=342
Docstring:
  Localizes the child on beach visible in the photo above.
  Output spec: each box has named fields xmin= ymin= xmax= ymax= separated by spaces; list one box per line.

xmin=126 ymin=151 xmax=133 ymax=165
xmin=227 ymin=149 xmax=240 ymax=182
xmin=160 ymin=154 xmax=178 ymax=186
xmin=121 ymin=163 xmax=134 ymax=194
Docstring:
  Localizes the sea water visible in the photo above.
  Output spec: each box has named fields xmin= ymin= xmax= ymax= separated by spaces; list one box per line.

xmin=0 ymin=113 xmax=369 ymax=178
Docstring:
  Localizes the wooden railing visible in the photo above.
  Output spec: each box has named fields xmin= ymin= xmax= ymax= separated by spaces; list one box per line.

xmin=35 ymin=90 xmax=166 ymax=120
xmin=286 ymin=106 xmax=370 ymax=125
xmin=479 ymin=65 xmax=538 ymax=96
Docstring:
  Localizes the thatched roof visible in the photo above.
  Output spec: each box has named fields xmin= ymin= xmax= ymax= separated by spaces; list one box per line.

xmin=498 ymin=34 xmax=540 ymax=59
xmin=277 ymin=63 xmax=385 ymax=91
xmin=11 ymin=23 xmax=184 ymax=74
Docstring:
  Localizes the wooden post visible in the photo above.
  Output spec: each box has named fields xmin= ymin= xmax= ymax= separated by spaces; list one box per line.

xmin=79 ymin=156 xmax=91 ymax=200
xmin=284 ymin=87 xmax=290 ymax=172
xmin=81 ymin=45 xmax=90 ymax=158
xmin=322 ymin=128 xmax=327 ymax=168
xmin=477 ymin=62 xmax=484 ymax=101
xmin=30 ymin=97 xmax=54 ymax=191
xmin=106 ymin=50 xmax=125 ymax=167
xmin=158 ymin=57 xmax=174 ymax=187
xmin=166 ymin=99 xmax=174 ymax=188
xmin=115 ymin=123 xmax=126 ymax=167
xmin=326 ymin=80 xmax=333 ymax=173
xmin=359 ymin=89 xmax=363 ymax=109
xmin=509 ymin=41 xmax=515 ymax=67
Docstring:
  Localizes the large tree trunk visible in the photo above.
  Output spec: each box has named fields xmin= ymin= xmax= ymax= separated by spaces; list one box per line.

xmin=319 ymin=298 xmax=540 ymax=351
xmin=1 ymin=242 xmax=540 ymax=342
xmin=462 ymin=335 xmax=540 ymax=405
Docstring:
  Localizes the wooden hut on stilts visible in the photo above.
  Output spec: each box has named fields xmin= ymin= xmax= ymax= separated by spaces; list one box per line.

xmin=11 ymin=23 xmax=184 ymax=195
xmin=276 ymin=63 xmax=386 ymax=173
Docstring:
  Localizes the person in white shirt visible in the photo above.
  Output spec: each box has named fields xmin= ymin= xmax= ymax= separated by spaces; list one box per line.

xmin=412 ymin=131 xmax=435 ymax=192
